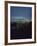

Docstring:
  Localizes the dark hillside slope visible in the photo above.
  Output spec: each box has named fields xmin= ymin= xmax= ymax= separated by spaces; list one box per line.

xmin=10 ymin=22 xmax=32 ymax=39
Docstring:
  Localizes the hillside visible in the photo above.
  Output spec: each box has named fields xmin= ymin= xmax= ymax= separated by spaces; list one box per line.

xmin=10 ymin=21 xmax=32 ymax=39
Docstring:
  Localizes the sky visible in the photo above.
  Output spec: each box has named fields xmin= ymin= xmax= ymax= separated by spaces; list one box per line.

xmin=10 ymin=6 xmax=32 ymax=22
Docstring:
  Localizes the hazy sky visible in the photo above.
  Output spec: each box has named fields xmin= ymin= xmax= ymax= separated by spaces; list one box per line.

xmin=10 ymin=6 xmax=32 ymax=22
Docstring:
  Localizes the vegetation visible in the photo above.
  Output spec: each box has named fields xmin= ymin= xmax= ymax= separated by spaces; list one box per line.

xmin=10 ymin=21 xmax=32 ymax=39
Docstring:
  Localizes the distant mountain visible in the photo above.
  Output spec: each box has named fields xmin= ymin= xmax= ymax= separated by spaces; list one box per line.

xmin=11 ymin=17 xmax=32 ymax=23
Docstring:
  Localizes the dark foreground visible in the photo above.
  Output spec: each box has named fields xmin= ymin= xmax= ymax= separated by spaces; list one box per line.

xmin=10 ymin=22 xmax=32 ymax=39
